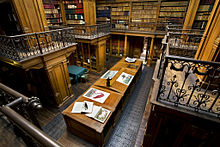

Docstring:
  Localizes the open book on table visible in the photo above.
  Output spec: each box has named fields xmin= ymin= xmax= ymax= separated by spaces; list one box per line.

xmin=71 ymin=101 xmax=93 ymax=113
xmin=86 ymin=105 xmax=111 ymax=123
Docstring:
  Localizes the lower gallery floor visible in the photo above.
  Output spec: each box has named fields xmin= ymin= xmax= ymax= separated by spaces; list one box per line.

xmin=0 ymin=56 xmax=155 ymax=147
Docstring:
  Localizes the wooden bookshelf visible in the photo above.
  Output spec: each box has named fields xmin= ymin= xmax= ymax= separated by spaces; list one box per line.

xmin=96 ymin=4 xmax=111 ymax=23
xmin=130 ymin=0 xmax=158 ymax=32
xmin=63 ymin=0 xmax=85 ymax=25
xmin=111 ymin=3 xmax=130 ymax=30
xmin=74 ymin=41 xmax=107 ymax=72
xmin=110 ymin=35 xmax=125 ymax=57
xmin=157 ymin=0 xmax=189 ymax=31
xmin=43 ymin=0 xmax=63 ymax=26
xmin=192 ymin=0 xmax=215 ymax=30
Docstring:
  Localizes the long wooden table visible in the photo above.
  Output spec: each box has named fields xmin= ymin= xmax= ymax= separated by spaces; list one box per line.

xmin=62 ymin=58 xmax=142 ymax=146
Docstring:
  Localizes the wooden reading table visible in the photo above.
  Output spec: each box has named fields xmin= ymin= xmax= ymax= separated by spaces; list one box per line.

xmin=62 ymin=58 xmax=142 ymax=146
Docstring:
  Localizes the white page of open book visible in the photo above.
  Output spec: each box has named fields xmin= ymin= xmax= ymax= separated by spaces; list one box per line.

xmin=71 ymin=102 xmax=83 ymax=113
xmin=82 ymin=101 xmax=93 ymax=113
xmin=85 ymin=105 xmax=101 ymax=118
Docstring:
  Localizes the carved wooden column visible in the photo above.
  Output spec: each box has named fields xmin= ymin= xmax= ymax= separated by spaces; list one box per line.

xmin=96 ymin=39 xmax=106 ymax=72
xmin=124 ymin=35 xmax=128 ymax=57
xmin=83 ymin=0 xmax=96 ymax=25
xmin=147 ymin=37 xmax=155 ymax=66
xmin=11 ymin=0 xmax=48 ymax=33
xmin=43 ymin=52 xmax=73 ymax=107
xmin=195 ymin=0 xmax=220 ymax=61
xmin=183 ymin=0 xmax=200 ymax=29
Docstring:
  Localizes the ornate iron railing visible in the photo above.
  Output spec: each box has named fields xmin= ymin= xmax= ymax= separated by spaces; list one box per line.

xmin=157 ymin=27 xmax=204 ymax=79
xmin=156 ymin=55 xmax=220 ymax=118
xmin=0 ymin=27 xmax=76 ymax=62
xmin=167 ymin=32 xmax=203 ymax=58
xmin=155 ymin=25 xmax=220 ymax=119
xmin=71 ymin=23 xmax=110 ymax=39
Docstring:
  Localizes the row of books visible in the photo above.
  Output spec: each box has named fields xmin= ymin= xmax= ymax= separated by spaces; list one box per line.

xmin=111 ymin=16 xmax=129 ymax=20
xmin=65 ymin=9 xmax=83 ymax=14
xmin=66 ymin=14 xmax=83 ymax=20
xmin=111 ymin=11 xmax=129 ymax=16
xmin=160 ymin=6 xmax=186 ymax=11
xmin=47 ymin=18 xmax=62 ymax=23
xmin=159 ymin=12 xmax=185 ymax=17
xmin=97 ymin=6 xmax=110 ymax=10
xmin=64 ymin=0 xmax=82 ymax=4
xmin=132 ymin=5 xmax=157 ymax=10
xmin=112 ymin=24 xmax=128 ymax=29
xmin=66 ymin=19 xmax=85 ymax=24
xmin=195 ymin=14 xmax=209 ymax=20
xmin=96 ymin=17 xmax=110 ymax=22
xmin=44 ymin=9 xmax=59 ymax=14
xmin=97 ymin=13 xmax=110 ymax=18
xmin=193 ymin=21 xmax=207 ymax=30
xmin=160 ymin=1 xmax=188 ymax=6
xmin=132 ymin=11 xmax=157 ymax=15
xmin=158 ymin=19 xmax=183 ymax=24
xmin=132 ymin=15 xmax=156 ymax=19
xmin=112 ymin=7 xmax=129 ymax=11
xmin=131 ymin=23 xmax=155 ymax=27
xmin=131 ymin=22 xmax=156 ymax=26
xmin=200 ymin=0 xmax=215 ymax=4
xmin=46 ymin=13 xmax=61 ymax=18
xmin=133 ymin=5 xmax=157 ymax=10
xmin=43 ymin=0 xmax=58 ymax=4
xmin=44 ymin=4 xmax=56 ymax=9
xmin=97 ymin=10 xmax=110 ymax=14
xmin=111 ymin=3 xmax=129 ymax=7
xmin=198 ymin=4 xmax=213 ymax=11
xmin=65 ymin=3 xmax=82 ymax=9
xmin=132 ymin=2 xmax=158 ymax=6
xmin=131 ymin=19 xmax=156 ymax=23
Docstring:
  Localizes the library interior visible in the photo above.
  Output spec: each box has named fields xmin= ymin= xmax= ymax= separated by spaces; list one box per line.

xmin=0 ymin=0 xmax=219 ymax=146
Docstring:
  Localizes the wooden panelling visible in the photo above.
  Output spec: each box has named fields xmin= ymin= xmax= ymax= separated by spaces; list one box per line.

xmin=46 ymin=59 xmax=73 ymax=106
xmin=83 ymin=0 xmax=96 ymax=25
xmin=183 ymin=0 xmax=200 ymax=29
xmin=12 ymin=0 xmax=48 ymax=33
xmin=97 ymin=39 xmax=106 ymax=71
xmin=195 ymin=0 xmax=220 ymax=62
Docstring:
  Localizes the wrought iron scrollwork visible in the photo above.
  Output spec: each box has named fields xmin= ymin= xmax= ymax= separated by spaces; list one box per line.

xmin=157 ymin=56 xmax=220 ymax=118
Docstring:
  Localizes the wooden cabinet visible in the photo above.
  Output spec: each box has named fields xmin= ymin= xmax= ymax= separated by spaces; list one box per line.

xmin=46 ymin=58 xmax=73 ymax=106
xmin=143 ymin=104 xmax=220 ymax=147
